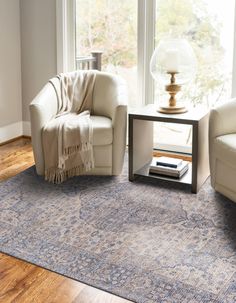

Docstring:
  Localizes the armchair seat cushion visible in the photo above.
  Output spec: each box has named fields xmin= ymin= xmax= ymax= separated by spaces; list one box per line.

xmin=91 ymin=115 xmax=112 ymax=146
xmin=215 ymin=133 xmax=236 ymax=167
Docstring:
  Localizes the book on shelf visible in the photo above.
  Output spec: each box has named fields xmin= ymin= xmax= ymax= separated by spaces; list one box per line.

xmin=149 ymin=157 xmax=189 ymax=178
xmin=155 ymin=156 xmax=183 ymax=168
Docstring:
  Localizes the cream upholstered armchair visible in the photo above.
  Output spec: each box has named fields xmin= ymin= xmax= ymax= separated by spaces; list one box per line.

xmin=209 ymin=99 xmax=236 ymax=202
xmin=30 ymin=71 xmax=127 ymax=176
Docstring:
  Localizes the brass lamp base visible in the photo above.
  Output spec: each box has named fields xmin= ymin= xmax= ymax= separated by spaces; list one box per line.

xmin=157 ymin=71 xmax=188 ymax=114
xmin=157 ymin=104 xmax=187 ymax=114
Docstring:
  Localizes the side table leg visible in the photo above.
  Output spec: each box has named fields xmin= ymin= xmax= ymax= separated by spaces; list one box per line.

xmin=128 ymin=117 xmax=153 ymax=181
xmin=128 ymin=116 xmax=134 ymax=181
xmin=191 ymin=114 xmax=210 ymax=193
xmin=192 ymin=124 xmax=198 ymax=193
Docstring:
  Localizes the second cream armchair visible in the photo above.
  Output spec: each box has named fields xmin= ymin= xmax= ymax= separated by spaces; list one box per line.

xmin=209 ymin=99 xmax=236 ymax=203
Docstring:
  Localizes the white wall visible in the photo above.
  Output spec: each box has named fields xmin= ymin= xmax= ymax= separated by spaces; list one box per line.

xmin=0 ymin=0 xmax=57 ymax=142
xmin=0 ymin=0 xmax=22 ymax=141
xmin=20 ymin=0 xmax=57 ymax=123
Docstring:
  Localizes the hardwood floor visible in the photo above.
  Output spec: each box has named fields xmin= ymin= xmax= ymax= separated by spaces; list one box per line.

xmin=0 ymin=138 xmax=131 ymax=303
xmin=0 ymin=137 xmax=34 ymax=182
xmin=153 ymin=150 xmax=192 ymax=162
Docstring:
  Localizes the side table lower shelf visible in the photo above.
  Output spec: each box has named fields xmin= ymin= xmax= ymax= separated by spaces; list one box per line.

xmin=134 ymin=162 xmax=192 ymax=185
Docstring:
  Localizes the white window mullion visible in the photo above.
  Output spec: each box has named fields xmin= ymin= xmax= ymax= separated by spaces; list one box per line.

xmin=231 ymin=0 xmax=236 ymax=97
xmin=138 ymin=0 xmax=156 ymax=106
xmin=144 ymin=0 xmax=156 ymax=105
xmin=137 ymin=0 xmax=145 ymax=106
xmin=56 ymin=0 xmax=76 ymax=73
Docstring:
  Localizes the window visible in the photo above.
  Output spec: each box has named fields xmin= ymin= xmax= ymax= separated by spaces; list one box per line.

xmin=153 ymin=0 xmax=236 ymax=151
xmin=58 ymin=0 xmax=236 ymax=152
xmin=75 ymin=0 xmax=138 ymax=107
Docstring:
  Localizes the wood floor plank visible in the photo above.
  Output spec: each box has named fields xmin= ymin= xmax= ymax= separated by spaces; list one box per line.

xmin=12 ymin=271 xmax=64 ymax=303
xmin=73 ymin=286 xmax=104 ymax=303
xmin=0 ymin=257 xmax=32 ymax=293
xmin=0 ymin=267 xmax=45 ymax=303
xmin=0 ymin=138 xmax=132 ymax=303
xmin=46 ymin=279 xmax=86 ymax=303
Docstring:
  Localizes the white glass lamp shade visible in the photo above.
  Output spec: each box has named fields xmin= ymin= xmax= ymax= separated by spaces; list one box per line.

xmin=150 ymin=38 xmax=197 ymax=85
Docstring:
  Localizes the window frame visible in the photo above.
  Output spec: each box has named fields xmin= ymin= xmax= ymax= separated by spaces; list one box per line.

xmin=56 ymin=0 xmax=155 ymax=104
xmin=56 ymin=0 xmax=76 ymax=73
xmin=57 ymin=0 xmax=236 ymax=154
xmin=137 ymin=0 xmax=155 ymax=106
xmin=232 ymin=0 xmax=236 ymax=97
xmin=57 ymin=0 xmax=236 ymax=100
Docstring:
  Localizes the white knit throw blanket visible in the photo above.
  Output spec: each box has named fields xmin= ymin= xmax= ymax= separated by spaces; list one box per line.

xmin=42 ymin=70 xmax=96 ymax=183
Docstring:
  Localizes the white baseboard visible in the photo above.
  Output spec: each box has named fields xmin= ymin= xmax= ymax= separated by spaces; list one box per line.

xmin=23 ymin=121 xmax=31 ymax=136
xmin=0 ymin=122 xmax=23 ymax=144
xmin=0 ymin=121 xmax=31 ymax=144
xmin=154 ymin=142 xmax=192 ymax=154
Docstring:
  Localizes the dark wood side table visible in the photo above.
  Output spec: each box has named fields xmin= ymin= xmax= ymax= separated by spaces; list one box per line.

xmin=128 ymin=105 xmax=210 ymax=193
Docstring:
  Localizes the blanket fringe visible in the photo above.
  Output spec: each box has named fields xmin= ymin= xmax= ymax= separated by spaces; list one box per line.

xmin=63 ymin=142 xmax=93 ymax=156
xmin=45 ymin=160 xmax=95 ymax=184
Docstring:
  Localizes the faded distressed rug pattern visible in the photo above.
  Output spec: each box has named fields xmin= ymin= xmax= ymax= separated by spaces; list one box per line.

xmin=1 ymin=162 xmax=236 ymax=302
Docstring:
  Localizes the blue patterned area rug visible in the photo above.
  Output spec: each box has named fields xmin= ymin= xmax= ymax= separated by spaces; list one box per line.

xmin=1 ymin=163 xmax=236 ymax=303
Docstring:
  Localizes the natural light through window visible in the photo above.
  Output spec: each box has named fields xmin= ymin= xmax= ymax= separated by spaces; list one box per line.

xmin=74 ymin=0 xmax=235 ymax=152
xmin=154 ymin=0 xmax=235 ymax=151
xmin=75 ymin=0 xmax=138 ymax=107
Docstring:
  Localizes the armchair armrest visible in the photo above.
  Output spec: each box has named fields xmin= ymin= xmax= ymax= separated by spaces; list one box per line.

xmin=112 ymin=102 xmax=127 ymax=175
xmin=30 ymin=82 xmax=58 ymax=175
xmin=92 ymin=72 xmax=128 ymax=174
xmin=209 ymin=99 xmax=236 ymax=139
xmin=110 ymin=77 xmax=128 ymax=175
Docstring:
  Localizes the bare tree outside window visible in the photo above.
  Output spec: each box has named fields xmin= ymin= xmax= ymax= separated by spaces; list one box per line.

xmin=155 ymin=0 xmax=234 ymax=108
xmin=76 ymin=0 xmax=138 ymax=107
xmin=75 ymin=0 xmax=235 ymax=149
xmin=154 ymin=0 xmax=234 ymax=149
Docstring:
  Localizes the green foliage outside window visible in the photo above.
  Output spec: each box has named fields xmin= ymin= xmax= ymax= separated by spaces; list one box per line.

xmin=76 ymin=0 xmax=137 ymax=68
xmin=76 ymin=0 xmax=231 ymax=107
xmin=156 ymin=0 xmax=229 ymax=107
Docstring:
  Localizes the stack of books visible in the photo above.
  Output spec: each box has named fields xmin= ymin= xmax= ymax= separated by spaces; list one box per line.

xmin=149 ymin=156 xmax=189 ymax=178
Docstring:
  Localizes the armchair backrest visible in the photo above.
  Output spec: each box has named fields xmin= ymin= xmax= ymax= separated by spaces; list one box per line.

xmin=92 ymin=72 xmax=126 ymax=119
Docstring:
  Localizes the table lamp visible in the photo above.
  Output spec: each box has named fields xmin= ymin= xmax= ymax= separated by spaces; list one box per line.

xmin=150 ymin=38 xmax=196 ymax=114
